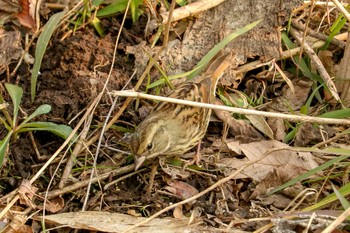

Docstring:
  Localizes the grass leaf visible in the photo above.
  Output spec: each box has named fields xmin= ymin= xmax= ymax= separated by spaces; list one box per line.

xmin=31 ymin=11 xmax=66 ymax=102
xmin=18 ymin=122 xmax=75 ymax=140
xmin=20 ymin=104 xmax=52 ymax=126
xmin=4 ymin=83 xmax=23 ymax=127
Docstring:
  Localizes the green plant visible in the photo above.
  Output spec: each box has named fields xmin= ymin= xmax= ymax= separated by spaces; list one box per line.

xmin=0 ymin=84 xmax=74 ymax=166
xmin=96 ymin=0 xmax=144 ymax=23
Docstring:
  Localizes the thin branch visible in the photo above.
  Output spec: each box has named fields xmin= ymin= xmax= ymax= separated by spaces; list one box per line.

xmin=111 ymin=90 xmax=350 ymax=125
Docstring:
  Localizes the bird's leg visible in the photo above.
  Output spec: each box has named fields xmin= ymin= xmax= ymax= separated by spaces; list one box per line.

xmin=146 ymin=162 xmax=158 ymax=196
xmin=183 ymin=140 xmax=202 ymax=167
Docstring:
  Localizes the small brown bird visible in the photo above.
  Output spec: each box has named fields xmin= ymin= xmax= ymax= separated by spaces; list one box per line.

xmin=130 ymin=53 xmax=233 ymax=170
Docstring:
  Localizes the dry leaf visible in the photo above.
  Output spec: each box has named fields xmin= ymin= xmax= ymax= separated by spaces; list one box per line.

xmin=42 ymin=197 xmax=64 ymax=213
xmin=165 ymin=180 xmax=199 ymax=201
xmin=0 ymin=29 xmax=22 ymax=75
xmin=18 ymin=179 xmax=38 ymax=208
xmin=218 ymin=140 xmax=318 ymax=182
xmin=41 ymin=211 xmax=202 ymax=233
xmin=15 ymin=0 xmax=36 ymax=28
xmin=294 ymin=123 xmax=336 ymax=147
xmin=335 ymin=33 xmax=350 ymax=107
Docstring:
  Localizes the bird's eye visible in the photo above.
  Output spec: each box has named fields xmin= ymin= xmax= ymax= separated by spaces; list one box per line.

xmin=147 ymin=143 xmax=153 ymax=151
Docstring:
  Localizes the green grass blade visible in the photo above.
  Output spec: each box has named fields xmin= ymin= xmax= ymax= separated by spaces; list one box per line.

xmin=96 ymin=0 xmax=128 ymax=17
xmin=4 ymin=83 xmax=23 ymax=127
xmin=319 ymin=108 xmax=350 ymax=119
xmin=332 ymin=184 xmax=350 ymax=209
xmin=187 ymin=19 xmax=262 ymax=80
xmin=31 ymin=11 xmax=66 ymax=102
xmin=303 ymin=182 xmax=350 ymax=211
xmin=147 ymin=64 xmax=204 ymax=89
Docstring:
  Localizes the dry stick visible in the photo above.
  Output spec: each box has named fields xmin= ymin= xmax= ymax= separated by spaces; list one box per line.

xmin=321 ymin=205 xmax=350 ymax=233
xmin=44 ymin=165 xmax=142 ymax=199
xmin=290 ymin=27 xmax=340 ymax=101
xmin=111 ymin=90 xmax=350 ymax=125
xmin=304 ymin=1 xmax=348 ymax=7
xmin=159 ymin=0 xmax=227 ymax=24
xmin=120 ymin=147 xmax=287 ymax=233
xmin=331 ymin=0 xmax=350 ymax=21
xmin=291 ymin=20 xmax=346 ymax=49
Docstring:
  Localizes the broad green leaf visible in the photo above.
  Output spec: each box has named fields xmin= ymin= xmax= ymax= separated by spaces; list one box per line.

xmin=31 ymin=11 xmax=66 ymax=102
xmin=5 ymin=83 xmax=23 ymax=127
xmin=0 ymin=132 xmax=12 ymax=167
xmin=20 ymin=104 xmax=51 ymax=126
xmin=18 ymin=122 xmax=74 ymax=140
xmin=188 ymin=19 xmax=262 ymax=80
xmin=319 ymin=108 xmax=350 ymax=119
xmin=96 ymin=0 xmax=128 ymax=17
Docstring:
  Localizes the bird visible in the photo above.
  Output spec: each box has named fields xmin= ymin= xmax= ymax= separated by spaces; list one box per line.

xmin=130 ymin=53 xmax=233 ymax=171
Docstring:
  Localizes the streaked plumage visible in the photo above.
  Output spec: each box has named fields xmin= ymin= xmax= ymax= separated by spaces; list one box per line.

xmin=130 ymin=54 xmax=232 ymax=170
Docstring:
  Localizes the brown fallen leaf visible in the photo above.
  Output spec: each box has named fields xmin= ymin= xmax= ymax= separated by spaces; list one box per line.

xmin=164 ymin=180 xmax=199 ymax=201
xmin=15 ymin=0 xmax=36 ymax=28
xmin=40 ymin=197 xmax=65 ymax=213
xmin=39 ymin=211 xmax=203 ymax=233
xmin=218 ymin=140 xmax=318 ymax=182
xmin=18 ymin=179 xmax=38 ymax=209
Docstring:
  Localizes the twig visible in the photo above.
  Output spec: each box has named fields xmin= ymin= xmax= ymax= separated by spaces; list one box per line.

xmin=291 ymin=20 xmax=346 ymax=49
xmin=290 ymin=27 xmax=340 ymax=101
xmin=111 ymin=90 xmax=350 ymax=125
xmin=159 ymin=0 xmax=227 ymax=24
xmin=44 ymin=164 xmax=135 ymax=199
xmin=322 ymin=205 xmax=350 ymax=233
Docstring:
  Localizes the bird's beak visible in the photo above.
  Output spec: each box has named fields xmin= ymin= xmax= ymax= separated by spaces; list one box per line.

xmin=134 ymin=155 xmax=146 ymax=171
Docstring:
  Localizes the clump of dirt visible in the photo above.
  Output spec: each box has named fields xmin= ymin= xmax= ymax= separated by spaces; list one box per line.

xmin=29 ymin=29 xmax=133 ymax=124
